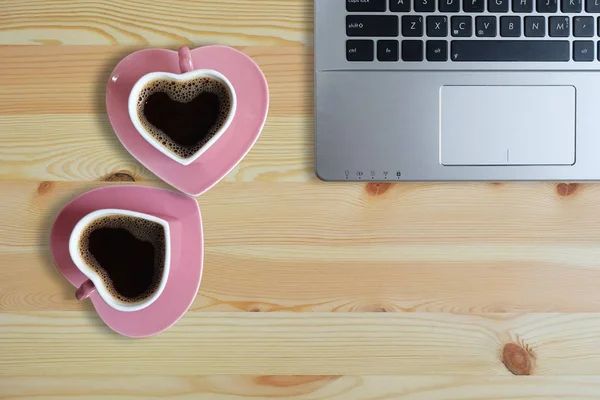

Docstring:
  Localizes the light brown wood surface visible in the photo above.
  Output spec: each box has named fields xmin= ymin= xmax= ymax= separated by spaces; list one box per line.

xmin=1 ymin=1 xmax=599 ymax=399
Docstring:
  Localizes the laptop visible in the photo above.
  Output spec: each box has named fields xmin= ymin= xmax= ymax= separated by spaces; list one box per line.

xmin=314 ymin=0 xmax=600 ymax=181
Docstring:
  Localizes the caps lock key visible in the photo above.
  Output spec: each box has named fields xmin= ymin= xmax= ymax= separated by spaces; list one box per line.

xmin=346 ymin=0 xmax=387 ymax=11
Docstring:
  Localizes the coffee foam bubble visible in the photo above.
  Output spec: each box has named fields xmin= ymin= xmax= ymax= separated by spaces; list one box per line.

xmin=79 ymin=215 xmax=166 ymax=303
xmin=136 ymin=77 xmax=232 ymax=159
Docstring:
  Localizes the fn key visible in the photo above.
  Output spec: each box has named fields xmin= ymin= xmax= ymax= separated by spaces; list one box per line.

xmin=347 ymin=40 xmax=374 ymax=61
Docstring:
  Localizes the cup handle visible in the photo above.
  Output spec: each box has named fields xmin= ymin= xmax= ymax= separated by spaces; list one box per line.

xmin=178 ymin=46 xmax=194 ymax=74
xmin=75 ymin=279 xmax=95 ymax=301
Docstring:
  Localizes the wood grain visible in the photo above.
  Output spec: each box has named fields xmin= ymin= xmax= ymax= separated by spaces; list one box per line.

xmin=2 ymin=181 xmax=600 ymax=315
xmin=0 ymin=114 xmax=312 ymax=182
xmin=1 ymin=0 xmax=312 ymax=46
xmin=4 ymin=375 xmax=600 ymax=400
xmin=3 ymin=311 xmax=600 ymax=376
xmin=0 ymin=46 xmax=312 ymax=116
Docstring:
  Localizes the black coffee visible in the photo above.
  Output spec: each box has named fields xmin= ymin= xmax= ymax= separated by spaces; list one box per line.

xmin=137 ymin=77 xmax=232 ymax=159
xmin=79 ymin=215 xmax=165 ymax=302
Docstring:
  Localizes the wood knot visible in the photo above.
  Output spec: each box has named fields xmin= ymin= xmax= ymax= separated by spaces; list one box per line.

xmin=356 ymin=303 xmax=396 ymax=312
xmin=248 ymin=306 xmax=261 ymax=312
xmin=502 ymin=343 xmax=534 ymax=375
xmin=254 ymin=375 xmax=338 ymax=388
xmin=490 ymin=182 xmax=503 ymax=186
xmin=102 ymin=171 xmax=135 ymax=182
xmin=556 ymin=182 xmax=579 ymax=197
xmin=37 ymin=181 xmax=54 ymax=195
xmin=366 ymin=182 xmax=391 ymax=196
xmin=372 ymin=307 xmax=390 ymax=312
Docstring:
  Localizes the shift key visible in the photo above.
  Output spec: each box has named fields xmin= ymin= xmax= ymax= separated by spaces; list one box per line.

xmin=347 ymin=15 xmax=399 ymax=37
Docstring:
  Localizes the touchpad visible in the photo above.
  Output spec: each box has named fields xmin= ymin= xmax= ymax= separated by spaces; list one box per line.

xmin=440 ymin=86 xmax=575 ymax=166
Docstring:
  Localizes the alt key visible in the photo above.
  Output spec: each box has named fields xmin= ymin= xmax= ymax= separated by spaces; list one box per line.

xmin=574 ymin=41 xmax=594 ymax=61
xmin=426 ymin=40 xmax=448 ymax=61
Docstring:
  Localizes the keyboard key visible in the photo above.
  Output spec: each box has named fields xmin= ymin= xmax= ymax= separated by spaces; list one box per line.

xmin=452 ymin=16 xmax=473 ymax=36
xmin=562 ymin=0 xmax=582 ymax=12
xmin=586 ymin=0 xmax=600 ymax=12
xmin=574 ymin=40 xmax=594 ymax=60
xmin=476 ymin=16 xmax=497 ymax=36
xmin=378 ymin=40 xmax=400 ymax=61
xmin=427 ymin=16 xmax=449 ymax=36
xmin=488 ymin=0 xmax=510 ymax=12
xmin=549 ymin=16 xmax=570 ymax=36
xmin=390 ymin=0 xmax=411 ymax=11
xmin=501 ymin=16 xmax=521 ymax=36
xmin=440 ymin=0 xmax=460 ymax=11
xmin=403 ymin=15 xmax=424 ymax=36
xmin=402 ymin=40 xmax=424 ymax=60
xmin=347 ymin=0 xmax=387 ymax=11
xmin=427 ymin=40 xmax=448 ymax=60
xmin=598 ymin=41 xmax=600 ymax=60
xmin=347 ymin=15 xmax=399 ymax=37
xmin=537 ymin=0 xmax=558 ymax=11
xmin=514 ymin=0 xmax=534 ymax=11
xmin=574 ymin=16 xmax=594 ymax=36
xmin=464 ymin=0 xmax=485 ymax=12
xmin=450 ymin=40 xmax=570 ymax=61
xmin=346 ymin=40 xmax=374 ymax=61
xmin=415 ymin=0 xmax=435 ymax=11
xmin=525 ymin=16 xmax=546 ymax=36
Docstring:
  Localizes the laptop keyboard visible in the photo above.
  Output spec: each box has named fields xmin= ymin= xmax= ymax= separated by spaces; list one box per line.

xmin=346 ymin=0 xmax=599 ymax=62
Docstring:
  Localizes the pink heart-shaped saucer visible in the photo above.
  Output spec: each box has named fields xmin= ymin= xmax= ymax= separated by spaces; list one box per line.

xmin=106 ymin=46 xmax=269 ymax=196
xmin=50 ymin=186 xmax=203 ymax=337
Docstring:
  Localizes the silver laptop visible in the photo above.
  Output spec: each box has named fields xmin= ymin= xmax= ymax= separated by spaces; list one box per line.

xmin=315 ymin=0 xmax=600 ymax=181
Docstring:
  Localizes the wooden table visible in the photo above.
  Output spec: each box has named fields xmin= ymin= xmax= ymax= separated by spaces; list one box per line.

xmin=2 ymin=1 xmax=600 ymax=398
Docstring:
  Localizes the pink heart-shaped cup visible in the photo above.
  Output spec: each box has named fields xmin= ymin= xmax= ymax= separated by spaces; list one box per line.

xmin=50 ymin=186 xmax=203 ymax=337
xmin=106 ymin=45 xmax=269 ymax=196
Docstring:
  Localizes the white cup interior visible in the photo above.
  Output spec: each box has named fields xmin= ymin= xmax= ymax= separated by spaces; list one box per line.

xmin=128 ymin=69 xmax=237 ymax=166
xmin=68 ymin=209 xmax=171 ymax=312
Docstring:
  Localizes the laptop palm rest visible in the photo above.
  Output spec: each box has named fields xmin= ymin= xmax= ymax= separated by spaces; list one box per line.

xmin=440 ymin=85 xmax=576 ymax=166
